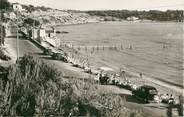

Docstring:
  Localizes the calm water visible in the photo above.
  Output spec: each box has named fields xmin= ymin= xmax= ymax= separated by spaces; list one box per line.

xmin=56 ymin=21 xmax=183 ymax=87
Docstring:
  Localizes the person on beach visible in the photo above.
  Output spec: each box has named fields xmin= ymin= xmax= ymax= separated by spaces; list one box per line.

xmin=92 ymin=47 xmax=95 ymax=53
xmin=129 ymin=45 xmax=133 ymax=50
xmin=120 ymin=68 xmax=126 ymax=80
xmin=98 ymin=71 xmax=102 ymax=80
xmin=166 ymin=94 xmax=169 ymax=100
xmin=168 ymin=94 xmax=175 ymax=105
xmin=163 ymin=44 xmax=168 ymax=49
xmin=139 ymin=72 xmax=143 ymax=78
xmin=111 ymin=74 xmax=116 ymax=85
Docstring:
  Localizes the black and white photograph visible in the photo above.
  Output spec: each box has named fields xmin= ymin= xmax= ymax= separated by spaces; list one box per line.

xmin=0 ymin=0 xmax=183 ymax=116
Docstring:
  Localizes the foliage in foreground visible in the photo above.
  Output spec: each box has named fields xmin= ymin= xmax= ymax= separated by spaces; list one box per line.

xmin=0 ymin=0 xmax=11 ymax=10
xmin=0 ymin=48 xmax=11 ymax=61
xmin=0 ymin=54 xmax=144 ymax=116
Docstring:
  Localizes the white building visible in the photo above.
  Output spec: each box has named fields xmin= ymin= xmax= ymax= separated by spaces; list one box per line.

xmin=46 ymin=27 xmax=56 ymax=38
xmin=31 ymin=28 xmax=39 ymax=40
xmin=12 ymin=3 xmax=23 ymax=11
xmin=38 ymin=28 xmax=46 ymax=39
xmin=127 ymin=16 xmax=139 ymax=21
xmin=30 ymin=28 xmax=47 ymax=44
xmin=3 ymin=12 xmax=16 ymax=19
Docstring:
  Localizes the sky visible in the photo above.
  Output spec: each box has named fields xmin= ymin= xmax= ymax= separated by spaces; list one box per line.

xmin=8 ymin=0 xmax=184 ymax=11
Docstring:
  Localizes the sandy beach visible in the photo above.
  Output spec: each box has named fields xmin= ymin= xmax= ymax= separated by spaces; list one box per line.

xmin=56 ymin=21 xmax=183 ymax=96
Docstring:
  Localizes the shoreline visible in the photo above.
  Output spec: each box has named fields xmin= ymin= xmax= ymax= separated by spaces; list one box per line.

xmin=50 ymin=20 xmax=183 ymax=96
xmin=59 ymin=43 xmax=183 ymax=96
xmin=45 ymin=20 xmax=182 ymax=29
xmin=51 ymin=21 xmax=182 ymax=91
xmin=45 ymin=21 xmax=100 ymax=29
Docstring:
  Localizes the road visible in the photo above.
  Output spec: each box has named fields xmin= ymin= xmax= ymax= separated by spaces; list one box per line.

xmin=5 ymin=37 xmax=90 ymax=77
xmin=4 ymin=36 xmax=177 ymax=117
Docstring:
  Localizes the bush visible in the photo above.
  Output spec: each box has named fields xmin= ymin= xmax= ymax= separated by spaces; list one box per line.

xmin=69 ymin=79 xmax=145 ymax=117
xmin=0 ymin=49 xmax=11 ymax=61
xmin=2 ymin=54 xmax=72 ymax=116
xmin=0 ymin=0 xmax=11 ymax=10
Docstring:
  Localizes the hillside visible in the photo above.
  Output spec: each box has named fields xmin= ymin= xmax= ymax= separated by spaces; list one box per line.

xmin=86 ymin=10 xmax=183 ymax=22
xmin=28 ymin=9 xmax=101 ymax=26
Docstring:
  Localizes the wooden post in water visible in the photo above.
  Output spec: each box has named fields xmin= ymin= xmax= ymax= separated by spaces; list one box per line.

xmin=85 ymin=46 xmax=87 ymax=51
xmin=114 ymin=45 xmax=117 ymax=50
xmin=71 ymin=44 xmax=73 ymax=49
xmin=109 ymin=46 xmax=111 ymax=50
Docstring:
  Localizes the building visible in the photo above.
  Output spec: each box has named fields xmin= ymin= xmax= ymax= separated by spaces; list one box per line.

xmin=3 ymin=12 xmax=16 ymax=20
xmin=46 ymin=27 xmax=56 ymax=38
xmin=12 ymin=3 xmax=23 ymax=11
xmin=28 ymin=28 xmax=47 ymax=44
xmin=31 ymin=28 xmax=38 ymax=40
xmin=38 ymin=28 xmax=46 ymax=40
xmin=127 ymin=16 xmax=139 ymax=21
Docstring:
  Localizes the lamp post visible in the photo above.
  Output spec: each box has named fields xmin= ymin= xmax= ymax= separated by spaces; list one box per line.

xmin=16 ymin=10 xmax=19 ymax=60
xmin=0 ymin=25 xmax=2 ymax=47
xmin=16 ymin=23 xmax=19 ymax=60
xmin=0 ymin=10 xmax=4 ymax=47
xmin=33 ymin=12 xmax=35 ymax=41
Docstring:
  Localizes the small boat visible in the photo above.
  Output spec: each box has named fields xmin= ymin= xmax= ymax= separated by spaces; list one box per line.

xmin=56 ymin=31 xmax=69 ymax=34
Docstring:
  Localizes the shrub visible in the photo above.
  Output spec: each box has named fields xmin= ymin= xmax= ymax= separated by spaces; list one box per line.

xmin=0 ymin=0 xmax=11 ymax=10
xmin=2 ymin=54 xmax=72 ymax=116
xmin=0 ymin=49 xmax=11 ymax=61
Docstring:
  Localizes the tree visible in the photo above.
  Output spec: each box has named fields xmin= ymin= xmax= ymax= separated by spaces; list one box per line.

xmin=23 ymin=18 xmax=40 ymax=27
xmin=0 ymin=25 xmax=5 ymax=46
xmin=0 ymin=0 xmax=10 ymax=10
xmin=0 ymin=0 xmax=11 ymax=21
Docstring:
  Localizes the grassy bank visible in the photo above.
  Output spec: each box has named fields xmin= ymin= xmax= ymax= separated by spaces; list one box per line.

xmin=0 ymin=54 xmax=145 ymax=116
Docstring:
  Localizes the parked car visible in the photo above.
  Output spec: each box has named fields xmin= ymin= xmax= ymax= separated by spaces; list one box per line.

xmin=84 ymin=67 xmax=92 ymax=74
xmin=43 ymin=48 xmax=53 ymax=55
xmin=132 ymin=85 xmax=158 ymax=103
xmin=51 ymin=52 xmax=67 ymax=62
xmin=99 ymin=73 xmax=109 ymax=85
